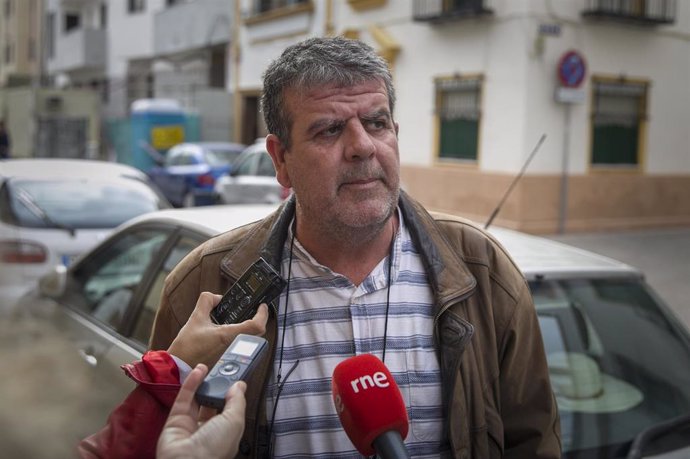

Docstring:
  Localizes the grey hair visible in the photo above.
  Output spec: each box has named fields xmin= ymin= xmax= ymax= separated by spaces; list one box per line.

xmin=261 ymin=36 xmax=396 ymax=149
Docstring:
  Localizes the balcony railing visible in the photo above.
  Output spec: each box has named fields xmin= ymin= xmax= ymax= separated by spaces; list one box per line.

xmin=413 ymin=0 xmax=493 ymax=23
xmin=582 ymin=0 xmax=676 ymax=25
xmin=250 ymin=0 xmax=310 ymax=16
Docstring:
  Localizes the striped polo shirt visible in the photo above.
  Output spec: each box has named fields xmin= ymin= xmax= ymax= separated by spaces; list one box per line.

xmin=265 ymin=209 xmax=450 ymax=458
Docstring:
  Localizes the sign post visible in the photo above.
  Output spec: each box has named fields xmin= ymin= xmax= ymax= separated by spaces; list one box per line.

xmin=555 ymin=50 xmax=586 ymax=233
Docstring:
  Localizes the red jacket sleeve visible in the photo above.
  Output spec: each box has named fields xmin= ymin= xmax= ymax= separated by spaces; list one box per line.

xmin=77 ymin=351 xmax=181 ymax=459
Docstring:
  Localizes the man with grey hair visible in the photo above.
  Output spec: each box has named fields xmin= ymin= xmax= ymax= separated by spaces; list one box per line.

xmin=80 ymin=36 xmax=560 ymax=458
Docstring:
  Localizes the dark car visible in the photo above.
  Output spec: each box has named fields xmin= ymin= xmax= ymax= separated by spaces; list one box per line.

xmin=148 ymin=142 xmax=245 ymax=207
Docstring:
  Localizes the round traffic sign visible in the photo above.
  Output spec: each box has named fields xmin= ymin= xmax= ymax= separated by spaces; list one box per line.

xmin=557 ymin=50 xmax=586 ymax=88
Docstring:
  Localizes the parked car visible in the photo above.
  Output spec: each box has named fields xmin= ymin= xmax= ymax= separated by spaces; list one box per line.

xmin=0 ymin=159 xmax=170 ymax=311
xmin=16 ymin=205 xmax=278 ymax=394
xmin=16 ymin=208 xmax=690 ymax=458
xmin=214 ymin=139 xmax=291 ymax=204
xmin=148 ymin=142 xmax=246 ymax=207
xmin=490 ymin=228 xmax=690 ymax=458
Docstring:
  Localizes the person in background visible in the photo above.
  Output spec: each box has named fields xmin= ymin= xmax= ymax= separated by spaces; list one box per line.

xmin=81 ymin=36 xmax=561 ymax=458
xmin=0 ymin=120 xmax=11 ymax=159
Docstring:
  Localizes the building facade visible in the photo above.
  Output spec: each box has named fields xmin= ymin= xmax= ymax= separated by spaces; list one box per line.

xmin=235 ymin=0 xmax=689 ymax=233
xmin=43 ymin=0 xmax=235 ymax=140
xmin=152 ymin=0 xmax=235 ymax=140
xmin=0 ymin=0 xmax=103 ymax=159
xmin=0 ymin=0 xmax=43 ymax=89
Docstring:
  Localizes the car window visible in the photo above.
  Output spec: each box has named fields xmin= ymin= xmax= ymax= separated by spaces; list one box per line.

xmin=130 ymin=235 xmax=202 ymax=346
xmin=6 ymin=178 xmax=164 ymax=229
xmin=69 ymin=229 xmax=171 ymax=331
xmin=530 ymin=278 xmax=690 ymax=457
xmin=164 ymin=148 xmax=184 ymax=167
xmin=234 ymin=153 xmax=257 ymax=176
xmin=165 ymin=148 xmax=196 ymax=166
xmin=257 ymin=153 xmax=276 ymax=177
xmin=177 ymin=152 xmax=196 ymax=166
xmin=206 ymin=148 xmax=242 ymax=167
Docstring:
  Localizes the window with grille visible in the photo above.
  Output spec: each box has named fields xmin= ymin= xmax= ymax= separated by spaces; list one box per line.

xmin=435 ymin=76 xmax=482 ymax=161
xmin=128 ymin=0 xmax=146 ymax=14
xmin=255 ymin=0 xmax=308 ymax=14
xmin=64 ymin=13 xmax=80 ymax=32
xmin=591 ymin=79 xmax=647 ymax=167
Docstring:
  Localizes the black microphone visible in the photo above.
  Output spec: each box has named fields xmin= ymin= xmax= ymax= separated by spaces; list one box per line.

xmin=331 ymin=354 xmax=411 ymax=459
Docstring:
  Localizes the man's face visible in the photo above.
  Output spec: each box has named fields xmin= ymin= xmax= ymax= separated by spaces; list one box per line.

xmin=268 ymin=79 xmax=400 ymax=236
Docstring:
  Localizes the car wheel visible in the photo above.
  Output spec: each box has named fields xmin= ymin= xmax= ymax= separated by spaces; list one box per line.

xmin=183 ymin=191 xmax=195 ymax=207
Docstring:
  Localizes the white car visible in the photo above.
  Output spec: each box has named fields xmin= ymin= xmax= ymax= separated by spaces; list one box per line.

xmin=214 ymin=139 xmax=291 ymax=204
xmin=17 ymin=206 xmax=690 ymax=458
xmin=0 ymin=159 xmax=170 ymax=310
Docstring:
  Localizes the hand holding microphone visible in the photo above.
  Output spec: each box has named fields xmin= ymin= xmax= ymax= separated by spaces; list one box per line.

xmin=331 ymin=354 xmax=411 ymax=459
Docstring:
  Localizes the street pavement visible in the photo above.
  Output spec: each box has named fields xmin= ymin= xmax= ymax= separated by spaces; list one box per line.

xmin=548 ymin=226 xmax=690 ymax=329
xmin=0 ymin=316 xmax=124 ymax=459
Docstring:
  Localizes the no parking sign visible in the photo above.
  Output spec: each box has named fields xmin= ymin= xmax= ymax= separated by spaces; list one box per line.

xmin=555 ymin=50 xmax=586 ymax=104
xmin=558 ymin=50 xmax=586 ymax=87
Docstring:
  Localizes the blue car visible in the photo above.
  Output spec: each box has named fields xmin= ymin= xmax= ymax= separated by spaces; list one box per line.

xmin=148 ymin=142 xmax=245 ymax=207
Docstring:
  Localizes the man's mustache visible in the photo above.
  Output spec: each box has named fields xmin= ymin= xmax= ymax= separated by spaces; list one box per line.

xmin=338 ymin=166 xmax=387 ymax=185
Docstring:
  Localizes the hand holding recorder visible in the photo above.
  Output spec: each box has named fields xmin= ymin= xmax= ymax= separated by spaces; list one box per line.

xmin=167 ymin=291 xmax=269 ymax=370
xmin=196 ymin=334 xmax=268 ymax=410
xmin=157 ymin=363 xmax=247 ymax=459
xmin=168 ymin=258 xmax=284 ymax=369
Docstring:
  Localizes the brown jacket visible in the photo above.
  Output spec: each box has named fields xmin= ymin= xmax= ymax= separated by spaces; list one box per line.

xmin=149 ymin=192 xmax=561 ymax=458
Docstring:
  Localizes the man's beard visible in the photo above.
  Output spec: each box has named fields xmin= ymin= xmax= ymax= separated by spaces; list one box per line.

xmin=306 ymin=184 xmax=399 ymax=246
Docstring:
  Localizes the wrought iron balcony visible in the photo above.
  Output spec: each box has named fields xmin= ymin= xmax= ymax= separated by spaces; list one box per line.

xmin=582 ymin=0 xmax=676 ymax=25
xmin=251 ymin=0 xmax=310 ymax=16
xmin=413 ymin=0 xmax=493 ymax=24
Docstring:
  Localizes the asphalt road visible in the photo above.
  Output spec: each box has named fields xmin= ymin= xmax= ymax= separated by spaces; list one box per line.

xmin=549 ymin=226 xmax=690 ymax=329
xmin=0 ymin=316 xmax=126 ymax=459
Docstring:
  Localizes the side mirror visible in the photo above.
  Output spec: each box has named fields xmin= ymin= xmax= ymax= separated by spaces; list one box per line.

xmin=39 ymin=264 xmax=67 ymax=298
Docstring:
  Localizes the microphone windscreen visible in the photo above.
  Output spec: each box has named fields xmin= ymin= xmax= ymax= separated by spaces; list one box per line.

xmin=331 ymin=354 xmax=408 ymax=456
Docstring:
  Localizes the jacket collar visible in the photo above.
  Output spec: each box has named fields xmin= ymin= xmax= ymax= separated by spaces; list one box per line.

xmin=219 ymin=191 xmax=476 ymax=306
xmin=219 ymin=197 xmax=295 ymax=280
xmin=398 ymin=191 xmax=476 ymax=306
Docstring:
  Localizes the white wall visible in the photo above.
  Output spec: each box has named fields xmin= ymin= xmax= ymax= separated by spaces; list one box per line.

xmin=105 ymin=0 xmax=166 ymax=117
xmin=238 ymin=0 xmax=327 ymax=90
xmin=237 ymin=0 xmax=690 ymax=175
xmin=521 ymin=0 xmax=690 ymax=175
xmin=106 ymin=0 xmax=165 ymax=77
xmin=153 ymin=0 xmax=232 ymax=55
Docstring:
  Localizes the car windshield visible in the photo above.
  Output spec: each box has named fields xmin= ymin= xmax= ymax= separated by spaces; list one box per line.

xmin=530 ymin=277 xmax=690 ymax=458
xmin=205 ymin=148 xmax=242 ymax=167
xmin=5 ymin=178 xmax=164 ymax=229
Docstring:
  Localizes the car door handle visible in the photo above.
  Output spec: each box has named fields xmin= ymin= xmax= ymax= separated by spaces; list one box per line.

xmin=78 ymin=348 xmax=98 ymax=367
